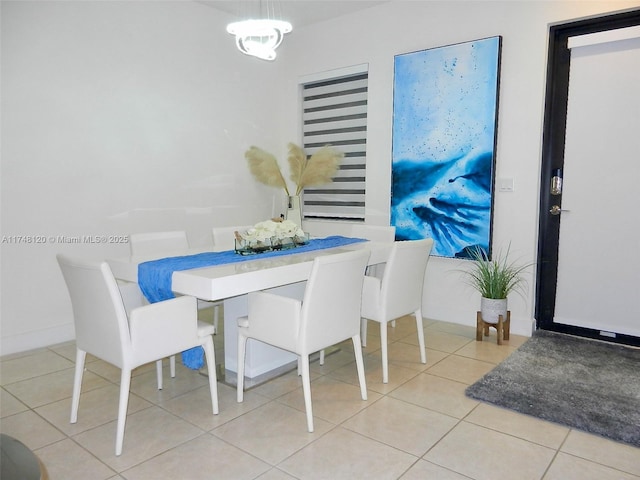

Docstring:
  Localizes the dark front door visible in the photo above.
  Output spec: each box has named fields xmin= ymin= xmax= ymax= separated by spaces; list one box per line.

xmin=536 ymin=9 xmax=640 ymax=347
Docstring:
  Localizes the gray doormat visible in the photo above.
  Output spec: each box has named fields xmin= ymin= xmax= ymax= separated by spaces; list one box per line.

xmin=465 ymin=330 xmax=640 ymax=447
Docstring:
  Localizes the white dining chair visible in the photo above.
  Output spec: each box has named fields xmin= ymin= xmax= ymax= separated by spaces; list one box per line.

xmin=315 ymin=224 xmax=396 ymax=365
xmin=211 ymin=225 xmax=253 ymax=252
xmin=236 ymin=249 xmax=370 ymax=432
xmin=360 ymin=238 xmax=434 ymax=383
xmin=349 ymin=224 xmax=396 ymax=347
xmin=129 ymin=231 xmax=222 ymax=384
xmin=57 ymin=254 xmax=219 ymax=456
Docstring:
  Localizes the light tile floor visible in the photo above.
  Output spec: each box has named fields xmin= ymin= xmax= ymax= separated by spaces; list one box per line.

xmin=2 ymin=317 xmax=639 ymax=480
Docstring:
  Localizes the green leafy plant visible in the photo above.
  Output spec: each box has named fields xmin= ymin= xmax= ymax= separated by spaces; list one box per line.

xmin=462 ymin=245 xmax=532 ymax=299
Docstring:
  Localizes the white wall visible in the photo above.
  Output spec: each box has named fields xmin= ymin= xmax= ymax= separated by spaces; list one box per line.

xmin=282 ymin=0 xmax=640 ymax=337
xmin=2 ymin=0 xmax=638 ymax=354
xmin=0 ymin=0 xmax=289 ymax=354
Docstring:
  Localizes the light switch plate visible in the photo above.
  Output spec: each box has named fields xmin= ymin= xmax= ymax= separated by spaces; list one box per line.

xmin=497 ymin=177 xmax=514 ymax=192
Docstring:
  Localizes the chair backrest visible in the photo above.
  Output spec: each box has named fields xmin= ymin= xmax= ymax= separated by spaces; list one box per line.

xmin=212 ymin=225 xmax=252 ymax=252
xmin=299 ymin=249 xmax=370 ymax=354
xmin=380 ymin=239 xmax=434 ymax=320
xmin=350 ymin=224 xmax=396 ymax=242
xmin=57 ymin=254 xmax=130 ymax=367
xmin=129 ymin=231 xmax=189 ymax=256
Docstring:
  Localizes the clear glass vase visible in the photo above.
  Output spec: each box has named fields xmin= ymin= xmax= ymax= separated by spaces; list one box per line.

xmin=234 ymin=237 xmax=272 ymax=255
xmin=286 ymin=195 xmax=302 ymax=227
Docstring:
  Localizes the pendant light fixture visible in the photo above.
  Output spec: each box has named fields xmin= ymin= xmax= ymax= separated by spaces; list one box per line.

xmin=226 ymin=1 xmax=292 ymax=61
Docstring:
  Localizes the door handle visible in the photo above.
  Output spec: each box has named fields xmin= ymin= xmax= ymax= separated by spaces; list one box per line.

xmin=549 ymin=205 xmax=570 ymax=215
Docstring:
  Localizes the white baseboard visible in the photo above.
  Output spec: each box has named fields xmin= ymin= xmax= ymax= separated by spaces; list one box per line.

xmin=1 ymin=323 xmax=75 ymax=356
xmin=427 ymin=314 xmax=535 ymax=338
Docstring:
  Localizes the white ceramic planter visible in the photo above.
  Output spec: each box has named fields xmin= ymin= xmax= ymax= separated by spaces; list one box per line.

xmin=481 ymin=297 xmax=508 ymax=324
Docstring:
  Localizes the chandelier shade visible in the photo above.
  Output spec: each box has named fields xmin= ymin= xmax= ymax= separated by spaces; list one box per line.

xmin=227 ymin=18 xmax=292 ymax=61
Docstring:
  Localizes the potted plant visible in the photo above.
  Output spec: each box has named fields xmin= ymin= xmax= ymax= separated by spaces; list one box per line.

xmin=462 ymin=244 xmax=532 ymax=323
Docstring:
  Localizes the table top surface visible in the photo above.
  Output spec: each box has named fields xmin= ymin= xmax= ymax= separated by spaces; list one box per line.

xmin=109 ymin=239 xmax=392 ymax=301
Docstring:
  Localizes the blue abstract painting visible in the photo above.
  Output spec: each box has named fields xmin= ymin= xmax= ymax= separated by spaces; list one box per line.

xmin=391 ymin=37 xmax=501 ymax=258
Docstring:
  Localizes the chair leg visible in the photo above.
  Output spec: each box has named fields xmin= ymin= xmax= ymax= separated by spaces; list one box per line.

xmin=415 ymin=309 xmax=426 ymax=364
xmin=157 ymin=356 xmax=176 ymax=390
xmin=237 ymin=333 xmax=247 ymax=402
xmin=300 ymin=354 xmax=314 ymax=433
xmin=70 ymin=349 xmax=86 ymax=423
xmin=361 ymin=317 xmax=368 ymax=347
xmin=156 ymin=360 xmax=163 ymax=390
xmin=115 ymin=368 xmax=132 ymax=456
xmin=380 ymin=322 xmax=389 ymax=384
xmin=202 ymin=337 xmax=219 ymax=415
xmin=352 ymin=335 xmax=368 ymax=400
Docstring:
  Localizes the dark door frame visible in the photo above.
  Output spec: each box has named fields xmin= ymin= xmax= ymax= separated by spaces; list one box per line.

xmin=535 ymin=8 xmax=640 ymax=347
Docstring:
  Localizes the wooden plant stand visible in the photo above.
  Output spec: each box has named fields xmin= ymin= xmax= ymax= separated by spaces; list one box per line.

xmin=476 ymin=311 xmax=510 ymax=345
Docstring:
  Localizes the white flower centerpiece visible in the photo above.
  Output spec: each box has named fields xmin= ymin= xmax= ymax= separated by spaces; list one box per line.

xmin=235 ymin=218 xmax=309 ymax=255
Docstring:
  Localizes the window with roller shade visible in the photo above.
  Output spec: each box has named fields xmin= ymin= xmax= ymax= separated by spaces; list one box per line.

xmin=299 ymin=65 xmax=368 ymax=220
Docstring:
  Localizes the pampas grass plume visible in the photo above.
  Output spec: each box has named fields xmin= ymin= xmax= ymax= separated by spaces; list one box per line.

xmin=245 ymin=146 xmax=290 ymax=196
xmin=245 ymin=143 xmax=342 ymax=196
xmin=287 ymin=143 xmax=307 ymax=190
xmin=296 ymin=145 xmax=343 ymax=195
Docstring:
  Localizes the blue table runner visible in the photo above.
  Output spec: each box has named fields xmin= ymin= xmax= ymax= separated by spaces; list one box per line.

xmin=138 ymin=235 xmax=367 ymax=369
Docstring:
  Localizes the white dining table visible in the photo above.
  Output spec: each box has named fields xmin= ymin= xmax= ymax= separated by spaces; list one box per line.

xmin=108 ymin=239 xmax=392 ymax=384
